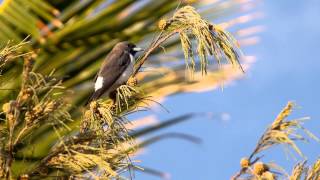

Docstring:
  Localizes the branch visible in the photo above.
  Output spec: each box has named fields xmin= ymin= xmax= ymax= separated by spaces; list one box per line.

xmin=133 ymin=30 xmax=179 ymax=76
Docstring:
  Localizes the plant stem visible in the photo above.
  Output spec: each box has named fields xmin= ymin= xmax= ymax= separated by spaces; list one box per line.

xmin=133 ymin=30 xmax=179 ymax=76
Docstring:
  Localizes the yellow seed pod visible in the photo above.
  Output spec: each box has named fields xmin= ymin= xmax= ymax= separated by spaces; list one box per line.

xmin=84 ymin=110 xmax=92 ymax=120
xmin=183 ymin=0 xmax=197 ymax=4
xmin=90 ymin=101 xmax=98 ymax=110
xmin=0 ymin=155 xmax=4 ymax=177
xmin=2 ymin=102 xmax=10 ymax=114
xmin=52 ymin=19 xmax=63 ymax=28
xmin=39 ymin=37 xmax=46 ymax=45
xmin=19 ymin=174 xmax=29 ymax=180
xmin=240 ymin=157 xmax=250 ymax=168
xmin=20 ymin=88 xmax=33 ymax=102
xmin=158 ymin=19 xmax=168 ymax=30
xmin=25 ymin=111 xmax=32 ymax=123
xmin=253 ymin=162 xmax=267 ymax=175
xmin=211 ymin=24 xmax=225 ymax=34
xmin=52 ymin=9 xmax=60 ymax=17
xmin=31 ymin=51 xmax=38 ymax=59
xmin=34 ymin=105 xmax=43 ymax=115
xmin=262 ymin=171 xmax=275 ymax=180
xmin=44 ymin=101 xmax=55 ymax=114
xmin=127 ymin=77 xmax=138 ymax=86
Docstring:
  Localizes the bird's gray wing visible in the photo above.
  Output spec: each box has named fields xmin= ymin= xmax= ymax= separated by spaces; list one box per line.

xmin=85 ymin=50 xmax=130 ymax=105
xmin=99 ymin=50 xmax=130 ymax=89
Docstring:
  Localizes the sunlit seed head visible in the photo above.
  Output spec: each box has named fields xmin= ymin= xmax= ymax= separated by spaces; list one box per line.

xmin=18 ymin=174 xmax=29 ymax=180
xmin=2 ymin=102 xmax=10 ymax=114
xmin=89 ymin=101 xmax=98 ymax=110
xmin=158 ymin=19 xmax=168 ymax=30
xmin=262 ymin=171 xmax=275 ymax=180
xmin=240 ymin=157 xmax=250 ymax=168
xmin=253 ymin=162 xmax=267 ymax=175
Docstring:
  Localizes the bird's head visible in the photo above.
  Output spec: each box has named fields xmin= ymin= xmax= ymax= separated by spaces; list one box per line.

xmin=115 ymin=41 xmax=144 ymax=56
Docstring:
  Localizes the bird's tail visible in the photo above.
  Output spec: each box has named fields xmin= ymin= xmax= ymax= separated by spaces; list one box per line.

xmin=85 ymin=89 xmax=104 ymax=106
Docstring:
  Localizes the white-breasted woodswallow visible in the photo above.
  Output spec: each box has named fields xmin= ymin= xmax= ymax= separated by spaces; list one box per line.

xmin=86 ymin=41 xmax=143 ymax=105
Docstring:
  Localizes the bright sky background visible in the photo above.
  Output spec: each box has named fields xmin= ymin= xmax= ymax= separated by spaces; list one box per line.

xmin=0 ymin=0 xmax=318 ymax=179
xmin=134 ymin=1 xmax=320 ymax=179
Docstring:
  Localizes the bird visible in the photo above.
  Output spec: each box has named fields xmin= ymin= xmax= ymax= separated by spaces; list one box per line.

xmin=85 ymin=41 xmax=143 ymax=105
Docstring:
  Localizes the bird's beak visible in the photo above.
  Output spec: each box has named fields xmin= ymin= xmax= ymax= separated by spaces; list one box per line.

xmin=133 ymin=47 xmax=144 ymax=52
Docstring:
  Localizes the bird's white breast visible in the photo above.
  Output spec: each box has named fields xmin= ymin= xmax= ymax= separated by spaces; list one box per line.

xmin=95 ymin=76 xmax=104 ymax=91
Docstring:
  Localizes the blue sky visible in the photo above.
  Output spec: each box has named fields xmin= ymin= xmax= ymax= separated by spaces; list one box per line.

xmin=135 ymin=1 xmax=320 ymax=179
xmin=0 ymin=0 xmax=318 ymax=179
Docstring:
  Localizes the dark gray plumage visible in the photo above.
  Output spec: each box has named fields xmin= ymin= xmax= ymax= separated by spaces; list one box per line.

xmin=86 ymin=41 xmax=143 ymax=105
